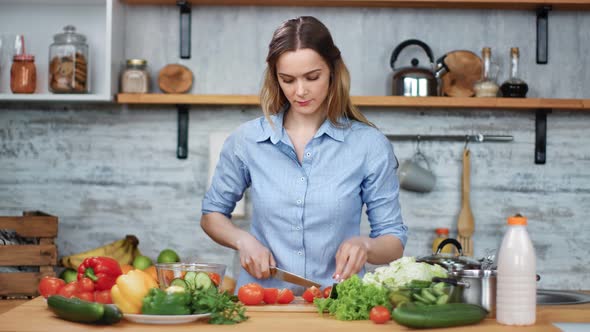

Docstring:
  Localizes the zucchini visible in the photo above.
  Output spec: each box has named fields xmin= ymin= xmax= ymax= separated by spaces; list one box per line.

xmin=96 ymin=304 xmax=122 ymax=325
xmin=47 ymin=295 xmax=105 ymax=324
xmin=392 ymin=302 xmax=488 ymax=329
xmin=183 ymin=271 xmax=198 ymax=290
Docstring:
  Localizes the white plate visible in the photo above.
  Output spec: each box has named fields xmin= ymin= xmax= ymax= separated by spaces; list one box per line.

xmin=123 ymin=313 xmax=211 ymax=324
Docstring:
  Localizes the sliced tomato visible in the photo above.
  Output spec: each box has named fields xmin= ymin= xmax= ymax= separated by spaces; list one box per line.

xmin=323 ymin=286 xmax=332 ymax=298
xmin=369 ymin=306 xmax=391 ymax=324
xmin=302 ymin=286 xmax=322 ymax=303
xmin=237 ymin=283 xmax=264 ymax=305
xmin=208 ymin=272 xmax=221 ymax=287
xmin=277 ymin=288 xmax=295 ymax=304
xmin=37 ymin=276 xmax=65 ymax=299
xmin=263 ymin=288 xmax=279 ymax=304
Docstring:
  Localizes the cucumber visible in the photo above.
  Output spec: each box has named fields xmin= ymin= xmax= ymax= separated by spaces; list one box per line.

xmin=431 ymin=282 xmax=447 ymax=296
xmin=420 ymin=288 xmax=437 ymax=303
xmin=47 ymin=295 xmax=105 ymax=324
xmin=183 ymin=271 xmax=198 ymax=290
xmin=392 ymin=302 xmax=488 ymax=328
xmin=96 ymin=304 xmax=122 ymax=325
xmin=194 ymin=272 xmax=213 ymax=290
xmin=170 ymin=278 xmax=189 ymax=289
xmin=408 ymin=280 xmax=432 ymax=288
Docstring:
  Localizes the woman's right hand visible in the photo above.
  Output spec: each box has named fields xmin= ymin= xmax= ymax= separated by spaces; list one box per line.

xmin=236 ymin=233 xmax=276 ymax=279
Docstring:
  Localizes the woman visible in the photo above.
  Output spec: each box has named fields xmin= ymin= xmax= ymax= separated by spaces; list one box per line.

xmin=201 ymin=16 xmax=407 ymax=293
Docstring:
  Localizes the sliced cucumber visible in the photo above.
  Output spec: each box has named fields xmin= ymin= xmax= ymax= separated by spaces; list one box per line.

xmin=170 ymin=278 xmax=189 ymax=289
xmin=194 ymin=272 xmax=213 ymax=290
xmin=421 ymin=288 xmax=438 ymax=303
xmin=183 ymin=271 xmax=198 ymax=290
xmin=431 ymin=282 xmax=448 ymax=296
xmin=436 ymin=294 xmax=449 ymax=305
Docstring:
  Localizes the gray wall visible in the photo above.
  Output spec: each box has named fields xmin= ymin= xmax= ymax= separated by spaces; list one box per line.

xmin=1 ymin=6 xmax=589 ymax=289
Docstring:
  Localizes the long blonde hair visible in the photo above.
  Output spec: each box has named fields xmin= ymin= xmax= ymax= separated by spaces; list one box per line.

xmin=260 ymin=16 xmax=374 ymax=128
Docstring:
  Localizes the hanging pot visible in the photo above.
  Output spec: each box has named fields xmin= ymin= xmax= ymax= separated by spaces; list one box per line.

xmin=417 ymin=238 xmax=482 ymax=272
xmin=390 ymin=39 xmax=447 ymax=97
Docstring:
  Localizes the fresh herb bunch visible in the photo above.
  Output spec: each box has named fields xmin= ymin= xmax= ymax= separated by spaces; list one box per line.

xmin=191 ymin=287 xmax=248 ymax=325
xmin=314 ymin=275 xmax=391 ymax=320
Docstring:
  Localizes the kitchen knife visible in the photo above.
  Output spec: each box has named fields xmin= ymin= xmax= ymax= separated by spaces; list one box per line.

xmin=269 ymin=267 xmax=321 ymax=288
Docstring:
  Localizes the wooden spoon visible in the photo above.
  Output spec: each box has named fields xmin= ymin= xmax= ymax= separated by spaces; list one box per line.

xmin=457 ymin=148 xmax=475 ymax=256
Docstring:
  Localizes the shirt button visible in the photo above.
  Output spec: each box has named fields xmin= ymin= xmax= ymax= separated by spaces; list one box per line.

xmin=296 ymin=226 xmax=301 ymax=230
xmin=306 ymin=152 xmax=311 ymax=158
xmin=297 ymin=251 xmax=303 ymax=256
xmin=296 ymin=199 xmax=302 ymax=205
xmin=300 ymin=177 xmax=305 ymax=181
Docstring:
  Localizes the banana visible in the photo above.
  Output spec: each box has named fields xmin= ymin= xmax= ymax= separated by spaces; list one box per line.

xmin=60 ymin=235 xmax=141 ymax=269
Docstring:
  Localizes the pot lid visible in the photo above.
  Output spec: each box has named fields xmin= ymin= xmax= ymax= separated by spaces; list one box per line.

xmin=417 ymin=238 xmax=482 ymax=271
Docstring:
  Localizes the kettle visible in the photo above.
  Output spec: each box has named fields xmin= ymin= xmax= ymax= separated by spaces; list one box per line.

xmin=390 ymin=39 xmax=448 ymax=96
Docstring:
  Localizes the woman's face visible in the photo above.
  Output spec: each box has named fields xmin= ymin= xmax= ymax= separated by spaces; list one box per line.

xmin=276 ymin=48 xmax=331 ymax=117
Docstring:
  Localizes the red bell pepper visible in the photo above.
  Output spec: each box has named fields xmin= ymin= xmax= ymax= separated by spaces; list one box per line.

xmin=77 ymin=257 xmax=122 ymax=291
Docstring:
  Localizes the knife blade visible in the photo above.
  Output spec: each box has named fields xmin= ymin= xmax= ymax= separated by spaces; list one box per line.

xmin=269 ymin=267 xmax=322 ymax=288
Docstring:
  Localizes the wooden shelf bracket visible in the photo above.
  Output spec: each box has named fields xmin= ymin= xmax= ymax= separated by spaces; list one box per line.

xmin=177 ymin=104 xmax=189 ymax=159
xmin=535 ymin=109 xmax=549 ymax=164
xmin=177 ymin=0 xmax=191 ymax=59
xmin=536 ymin=5 xmax=551 ymax=64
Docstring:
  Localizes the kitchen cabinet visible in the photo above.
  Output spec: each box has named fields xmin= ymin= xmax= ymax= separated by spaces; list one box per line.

xmin=0 ymin=0 xmax=124 ymax=102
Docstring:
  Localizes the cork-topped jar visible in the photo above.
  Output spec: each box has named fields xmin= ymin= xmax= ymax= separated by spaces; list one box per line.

xmin=49 ymin=25 xmax=89 ymax=93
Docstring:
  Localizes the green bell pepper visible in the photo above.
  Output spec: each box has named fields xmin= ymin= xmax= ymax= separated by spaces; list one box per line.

xmin=141 ymin=288 xmax=191 ymax=315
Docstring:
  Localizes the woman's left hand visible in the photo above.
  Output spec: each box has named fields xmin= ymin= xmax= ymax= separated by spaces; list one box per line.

xmin=332 ymin=236 xmax=370 ymax=281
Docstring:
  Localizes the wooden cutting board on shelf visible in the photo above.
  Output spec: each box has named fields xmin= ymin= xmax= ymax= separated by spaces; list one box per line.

xmin=158 ymin=64 xmax=193 ymax=93
xmin=246 ymin=297 xmax=316 ymax=312
xmin=440 ymin=50 xmax=482 ymax=97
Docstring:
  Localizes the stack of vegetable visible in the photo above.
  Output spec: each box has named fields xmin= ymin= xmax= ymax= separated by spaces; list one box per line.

xmin=313 ymin=256 xmax=488 ymax=328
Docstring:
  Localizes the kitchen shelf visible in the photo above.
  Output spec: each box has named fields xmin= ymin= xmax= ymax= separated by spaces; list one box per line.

xmin=0 ymin=0 xmax=124 ymax=102
xmin=117 ymin=94 xmax=590 ymax=110
xmin=121 ymin=0 xmax=590 ymax=10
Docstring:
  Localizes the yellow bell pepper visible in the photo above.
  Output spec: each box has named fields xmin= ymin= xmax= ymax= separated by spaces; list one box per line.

xmin=111 ymin=269 xmax=158 ymax=314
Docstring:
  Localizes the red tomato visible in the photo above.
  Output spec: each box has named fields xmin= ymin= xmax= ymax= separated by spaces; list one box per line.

xmin=37 ymin=276 xmax=65 ymax=299
xmin=302 ymin=286 xmax=322 ymax=303
xmin=369 ymin=306 xmax=391 ymax=324
xmin=237 ymin=283 xmax=264 ymax=305
xmin=74 ymin=291 xmax=94 ymax=302
xmin=277 ymin=288 xmax=295 ymax=304
xmin=77 ymin=277 xmax=95 ymax=293
xmin=323 ymin=286 xmax=332 ymax=298
xmin=208 ymin=273 xmax=221 ymax=287
xmin=57 ymin=281 xmax=79 ymax=298
xmin=94 ymin=290 xmax=112 ymax=304
xmin=263 ymin=288 xmax=279 ymax=304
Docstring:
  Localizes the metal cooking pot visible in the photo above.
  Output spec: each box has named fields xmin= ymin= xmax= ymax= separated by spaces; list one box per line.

xmin=434 ymin=269 xmax=497 ymax=317
xmin=390 ymin=39 xmax=448 ymax=97
xmin=417 ymin=238 xmax=482 ymax=272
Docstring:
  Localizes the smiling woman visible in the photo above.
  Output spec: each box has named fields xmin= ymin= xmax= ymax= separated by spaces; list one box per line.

xmin=200 ymin=16 xmax=407 ymax=295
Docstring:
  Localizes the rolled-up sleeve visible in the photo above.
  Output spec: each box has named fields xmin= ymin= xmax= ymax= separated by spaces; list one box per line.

xmin=361 ymin=134 xmax=407 ymax=247
xmin=201 ymin=131 xmax=250 ymax=219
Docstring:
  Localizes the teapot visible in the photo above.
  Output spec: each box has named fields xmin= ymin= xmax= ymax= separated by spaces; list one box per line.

xmin=390 ymin=39 xmax=448 ymax=96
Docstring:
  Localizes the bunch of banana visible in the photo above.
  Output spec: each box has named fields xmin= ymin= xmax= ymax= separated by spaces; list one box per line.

xmin=60 ymin=235 xmax=142 ymax=269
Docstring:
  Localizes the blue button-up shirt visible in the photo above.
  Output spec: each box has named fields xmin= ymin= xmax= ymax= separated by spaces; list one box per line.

xmin=202 ymin=110 xmax=407 ymax=293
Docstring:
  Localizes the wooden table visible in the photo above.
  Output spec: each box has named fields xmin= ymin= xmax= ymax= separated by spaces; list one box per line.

xmin=0 ymin=296 xmax=588 ymax=332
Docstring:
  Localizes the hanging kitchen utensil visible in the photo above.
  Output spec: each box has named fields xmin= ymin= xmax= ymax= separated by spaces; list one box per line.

xmin=457 ymin=147 xmax=475 ymax=256
xmin=439 ymin=50 xmax=482 ymax=97
xmin=390 ymin=39 xmax=446 ymax=97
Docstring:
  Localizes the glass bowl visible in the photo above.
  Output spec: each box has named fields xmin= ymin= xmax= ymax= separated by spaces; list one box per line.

xmin=155 ymin=262 xmax=226 ymax=291
xmin=387 ymin=281 xmax=462 ymax=307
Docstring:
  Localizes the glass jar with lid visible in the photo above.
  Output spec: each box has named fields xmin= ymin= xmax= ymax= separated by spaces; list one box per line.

xmin=49 ymin=25 xmax=89 ymax=93
xmin=121 ymin=59 xmax=150 ymax=93
xmin=11 ymin=35 xmax=36 ymax=94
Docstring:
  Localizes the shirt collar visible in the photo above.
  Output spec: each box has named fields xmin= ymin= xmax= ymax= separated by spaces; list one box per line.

xmin=256 ymin=105 xmax=349 ymax=144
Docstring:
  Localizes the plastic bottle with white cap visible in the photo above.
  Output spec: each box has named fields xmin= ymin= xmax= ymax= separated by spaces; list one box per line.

xmin=496 ymin=213 xmax=537 ymax=325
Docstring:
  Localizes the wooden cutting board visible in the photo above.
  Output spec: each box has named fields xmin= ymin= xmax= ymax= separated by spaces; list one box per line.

xmin=246 ymin=296 xmax=316 ymax=312
xmin=158 ymin=64 xmax=193 ymax=93
xmin=440 ymin=50 xmax=482 ymax=97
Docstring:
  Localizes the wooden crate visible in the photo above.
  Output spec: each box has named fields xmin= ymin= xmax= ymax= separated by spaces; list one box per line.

xmin=0 ymin=211 xmax=58 ymax=298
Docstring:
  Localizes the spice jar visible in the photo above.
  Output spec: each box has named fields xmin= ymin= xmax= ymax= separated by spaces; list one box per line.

xmin=10 ymin=35 xmax=36 ymax=94
xmin=121 ymin=59 xmax=150 ymax=93
xmin=49 ymin=25 xmax=89 ymax=93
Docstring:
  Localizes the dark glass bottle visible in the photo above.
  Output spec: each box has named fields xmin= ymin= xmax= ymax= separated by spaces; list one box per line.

xmin=500 ymin=47 xmax=528 ymax=98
